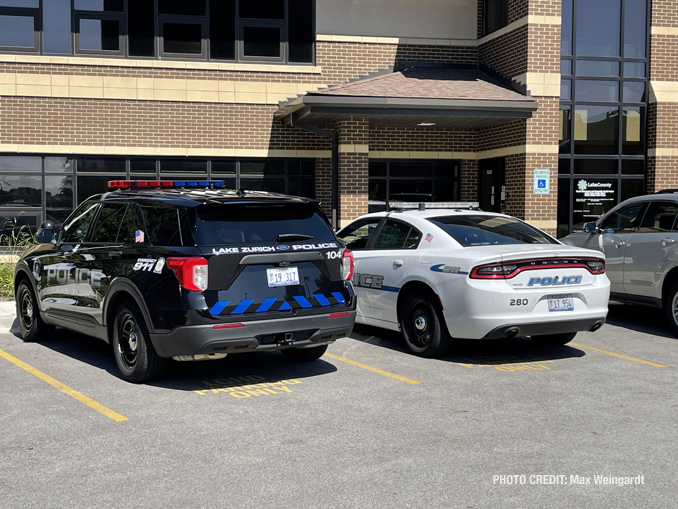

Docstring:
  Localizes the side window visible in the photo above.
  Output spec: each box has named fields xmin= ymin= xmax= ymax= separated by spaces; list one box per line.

xmin=337 ymin=219 xmax=381 ymax=251
xmin=59 ymin=202 xmax=100 ymax=244
xmin=373 ymin=220 xmax=417 ymax=250
xmin=599 ymin=202 xmax=647 ymax=233
xmin=636 ymin=201 xmax=678 ymax=233
xmin=140 ymin=206 xmax=183 ymax=246
xmin=118 ymin=203 xmax=148 ymax=245
xmin=90 ymin=203 xmax=127 ymax=243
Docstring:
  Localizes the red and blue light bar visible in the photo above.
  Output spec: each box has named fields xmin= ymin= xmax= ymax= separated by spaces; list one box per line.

xmin=107 ymin=180 xmax=226 ymax=189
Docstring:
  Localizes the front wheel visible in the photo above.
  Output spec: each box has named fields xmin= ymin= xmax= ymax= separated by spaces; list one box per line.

xmin=399 ymin=289 xmax=452 ymax=357
xmin=531 ymin=332 xmax=577 ymax=347
xmin=281 ymin=344 xmax=328 ymax=362
xmin=112 ymin=301 xmax=167 ymax=383
xmin=15 ymin=280 xmax=54 ymax=342
xmin=665 ymin=282 xmax=678 ymax=337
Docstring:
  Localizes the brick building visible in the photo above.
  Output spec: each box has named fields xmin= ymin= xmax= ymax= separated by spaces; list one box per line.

xmin=0 ymin=0 xmax=673 ymax=241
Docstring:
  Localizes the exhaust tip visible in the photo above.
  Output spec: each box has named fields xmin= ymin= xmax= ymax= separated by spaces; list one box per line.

xmin=589 ymin=321 xmax=604 ymax=333
xmin=504 ymin=327 xmax=520 ymax=339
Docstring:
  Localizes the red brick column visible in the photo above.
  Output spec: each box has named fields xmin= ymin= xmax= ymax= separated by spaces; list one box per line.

xmin=336 ymin=119 xmax=369 ymax=227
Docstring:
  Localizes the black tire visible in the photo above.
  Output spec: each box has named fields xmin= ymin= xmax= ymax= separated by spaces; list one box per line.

xmin=15 ymin=280 xmax=54 ymax=342
xmin=399 ymin=289 xmax=452 ymax=357
xmin=531 ymin=332 xmax=577 ymax=347
xmin=112 ymin=301 xmax=167 ymax=383
xmin=281 ymin=344 xmax=328 ymax=362
xmin=665 ymin=282 xmax=678 ymax=337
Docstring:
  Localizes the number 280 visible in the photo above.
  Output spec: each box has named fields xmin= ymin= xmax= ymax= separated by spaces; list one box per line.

xmin=510 ymin=299 xmax=529 ymax=306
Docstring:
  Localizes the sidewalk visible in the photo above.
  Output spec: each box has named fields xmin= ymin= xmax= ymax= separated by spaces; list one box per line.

xmin=0 ymin=300 xmax=17 ymax=334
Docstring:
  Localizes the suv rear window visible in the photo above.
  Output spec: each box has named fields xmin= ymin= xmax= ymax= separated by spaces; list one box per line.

xmin=429 ymin=215 xmax=556 ymax=247
xmin=192 ymin=203 xmax=335 ymax=246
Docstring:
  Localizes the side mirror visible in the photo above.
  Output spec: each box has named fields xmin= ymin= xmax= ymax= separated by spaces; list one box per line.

xmin=36 ymin=220 xmax=56 ymax=244
xmin=584 ymin=222 xmax=598 ymax=234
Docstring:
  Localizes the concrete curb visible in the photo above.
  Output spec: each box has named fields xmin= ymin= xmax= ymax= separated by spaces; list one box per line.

xmin=0 ymin=300 xmax=18 ymax=335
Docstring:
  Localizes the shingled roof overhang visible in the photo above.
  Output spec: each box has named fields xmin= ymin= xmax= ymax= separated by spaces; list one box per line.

xmin=275 ymin=68 xmax=539 ymax=130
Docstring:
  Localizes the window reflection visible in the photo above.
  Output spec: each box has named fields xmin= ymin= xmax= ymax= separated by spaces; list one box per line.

xmin=0 ymin=175 xmax=42 ymax=207
xmin=575 ymin=0 xmax=621 ymax=57
xmin=574 ymin=106 xmax=619 ymax=155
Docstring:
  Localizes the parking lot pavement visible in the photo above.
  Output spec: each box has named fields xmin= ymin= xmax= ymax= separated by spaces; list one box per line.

xmin=1 ymin=301 xmax=677 ymax=508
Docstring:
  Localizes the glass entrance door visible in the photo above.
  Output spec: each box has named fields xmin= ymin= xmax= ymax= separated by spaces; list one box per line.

xmin=478 ymin=158 xmax=505 ymax=213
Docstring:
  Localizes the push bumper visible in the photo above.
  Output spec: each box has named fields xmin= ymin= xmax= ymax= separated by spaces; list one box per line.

xmin=149 ymin=311 xmax=356 ymax=358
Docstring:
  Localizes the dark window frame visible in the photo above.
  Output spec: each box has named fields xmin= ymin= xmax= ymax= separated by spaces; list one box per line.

xmin=73 ymin=10 xmax=125 ymax=55
xmin=0 ymin=5 xmax=40 ymax=53
xmin=238 ymin=19 xmax=285 ymax=62
xmin=158 ymin=15 xmax=208 ymax=59
xmin=482 ymin=0 xmax=508 ymax=37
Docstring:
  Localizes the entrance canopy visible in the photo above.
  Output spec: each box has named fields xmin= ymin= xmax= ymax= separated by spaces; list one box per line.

xmin=276 ymin=67 xmax=538 ymax=129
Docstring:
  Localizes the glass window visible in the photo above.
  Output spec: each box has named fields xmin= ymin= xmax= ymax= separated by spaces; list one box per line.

xmin=623 ymin=62 xmax=645 ymax=78
xmin=622 ymin=160 xmax=644 ymax=175
xmin=373 ymin=220 xmax=418 ymax=250
xmin=484 ymin=0 xmax=508 ymax=36
xmin=77 ymin=176 xmax=111 ymax=203
xmin=210 ymin=0 xmax=235 ymax=60
xmin=159 ymin=0 xmax=205 ymax=15
xmin=561 ymin=0 xmax=572 ymax=55
xmin=559 ymin=108 xmax=571 ymax=154
xmin=240 ymin=178 xmax=285 ymax=193
xmin=43 ymin=0 xmax=71 ymax=54
xmin=139 ymin=206 xmax=183 ymax=246
xmin=288 ymin=0 xmax=314 ymax=63
xmin=241 ymin=160 xmax=284 ymax=175
xmin=45 ymin=157 xmax=74 ymax=172
xmin=0 ymin=1 xmax=39 ymax=6
xmin=624 ymin=0 xmax=647 ymax=58
xmin=90 ymin=203 xmax=126 ymax=243
xmin=119 ymin=204 xmax=151 ymax=244
xmin=575 ymin=0 xmax=621 ymax=57
xmin=74 ymin=0 xmax=123 ymax=11
xmin=623 ymin=82 xmax=645 ymax=103
xmin=599 ymin=201 xmax=647 ymax=232
xmin=0 ymin=156 xmax=41 ymax=172
xmin=287 ymin=177 xmax=313 ymax=198
xmin=0 ymin=15 xmax=35 ymax=48
xmin=130 ymin=159 xmax=156 ymax=175
xmin=560 ymin=79 xmax=572 ymax=100
xmin=78 ymin=18 xmax=120 ymax=51
xmin=45 ymin=175 xmax=74 ymax=227
xmin=0 ymin=212 xmax=38 ymax=246
xmin=211 ymin=161 xmax=236 ymax=175
xmin=558 ymin=158 xmax=571 ymax=175
xmin=573 ymin=105 xmax=619 ymax=155
xmin=243 ymin=26 xmax=281 ymax=58
xmin=239 ymin=0 xmax=284 ymax=19
xmin=574 ymin=159 xmax=617 ymax=175
xmin=561 ymin=59 xmax=572 ymax=75
xmin=575 ymin=80 xmax=619 ymax=102
xmin=369 ymin=163 xmax=387 ymax=177
xmin=576 ymin=60 xmax=619 ymax=77
xmin=0 ymin=175 xmax=41 ymax=207
xmin=59 ymin=202 xmax=99 ymax=244
xmin=622 ymin=107 xmax=644 ymax=155
xmin=621 ymin=179 xmax=645 ymax=201
xmin=637 ymin=201 xmax=678 ymax=232
xmin=162 ymin=22 xmax=203 ymax=54
xmin=160 ymin=159 xmax=207 ymax=174
xmin=129 ymin=0 xmax=155 ymax=57
xmin=77 ymin=158 xmax=126 ymax=173
xmin=557 ymin=177 xmax=571 ymax=237
xmin=429 ymin=215 xmax=555 ymax=247
xmin=369 ymin=180 xmax=386 ymax=206
xmin=390 ymin=163 xmax=433 ymax=178
xmin=338 ymin=219 xmax=381 ymax=251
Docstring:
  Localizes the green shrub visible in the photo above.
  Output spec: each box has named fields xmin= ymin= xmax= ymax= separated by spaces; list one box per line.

xmin=0 ymin=220 xmax=37 ymax=300
xmin=0 ymin=262 xmax=13 ymax=298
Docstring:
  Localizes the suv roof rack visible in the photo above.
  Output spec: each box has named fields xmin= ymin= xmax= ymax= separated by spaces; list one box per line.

xmin=655 ymin=189 xmax=678 ymax=194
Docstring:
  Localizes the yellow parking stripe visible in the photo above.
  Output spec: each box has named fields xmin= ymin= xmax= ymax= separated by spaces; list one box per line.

xmin=325 ymin=353 xmax=422 ymax=384
xmin=0 ymin=349 xmax=129 ymax=422
xmin=570 ymin=342 xmax=667 ymax=368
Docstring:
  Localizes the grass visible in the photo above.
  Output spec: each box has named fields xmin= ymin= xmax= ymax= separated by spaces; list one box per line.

xmin=0 ymin=221 xmax=37 ymax=300
xmin=0 ymin=262 xmax=13 ymax=299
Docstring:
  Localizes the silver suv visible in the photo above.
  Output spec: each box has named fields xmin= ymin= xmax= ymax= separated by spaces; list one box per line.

xmin=562 ymin=191 xmax=678 ymax=335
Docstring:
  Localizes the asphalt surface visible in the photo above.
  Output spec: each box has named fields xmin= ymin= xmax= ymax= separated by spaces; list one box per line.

xmin=1 ymin=301 xmax=677 ymax=508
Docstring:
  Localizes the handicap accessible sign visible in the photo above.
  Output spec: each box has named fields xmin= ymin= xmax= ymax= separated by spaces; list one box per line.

xmin=533 ymin=168 xmax=550 ymax=195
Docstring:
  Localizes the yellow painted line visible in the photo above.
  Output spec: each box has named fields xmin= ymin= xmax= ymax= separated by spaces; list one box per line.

xmin=0 ymin=349 xmax=129 ymax=422
xmin=325 ymin=353 xmax=421 ymax=384
xmin=570 ymin=343 xmax=666 ymax=368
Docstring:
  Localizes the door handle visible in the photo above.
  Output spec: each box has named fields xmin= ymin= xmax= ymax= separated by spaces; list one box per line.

xmin=662 ymin=238 xmax=675 ymax=246
xmin=393 ymin=260 xmax=403 ymax=268
xmin=612 ymin=241 xmax=626 ymax=248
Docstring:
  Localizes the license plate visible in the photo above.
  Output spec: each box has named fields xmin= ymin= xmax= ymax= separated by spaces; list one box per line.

xmin=266 ymin=267 xmax=299 ymax=287
xmin=548 ymin=295 xmax=574 ymax=312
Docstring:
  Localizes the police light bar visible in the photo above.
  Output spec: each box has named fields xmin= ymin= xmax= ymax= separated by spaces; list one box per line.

xmin=369 ymin=200 xmax=480 ymax=211
xmin=107 ymin=180 xmax=226 ymax=189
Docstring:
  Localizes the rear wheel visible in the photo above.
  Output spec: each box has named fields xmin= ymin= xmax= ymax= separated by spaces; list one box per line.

xmin=531 ymin=332 xmax=577 ymax=347
xmin=112 ymin=301 xmax=167 ymax=383
xmin=15 ymin=280 xmax=54 ymax=342
xmin=281 ymin=344 xmax=328 ymax=362
xmin=665 ymin=282 xmax=678 ymax=337
xmin=400 ymin=289 xmax=452 ymax=357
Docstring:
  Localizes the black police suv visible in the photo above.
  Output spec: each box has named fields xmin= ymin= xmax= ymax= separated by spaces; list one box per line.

xmin=14 ymin=180 xmax=356 ymax=382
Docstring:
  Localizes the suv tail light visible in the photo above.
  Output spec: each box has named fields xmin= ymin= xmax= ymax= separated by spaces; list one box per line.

xmin=167 ymin=257 xmax=208 ymax=291
xmin=342 ymin=249 xmax=354 ymax=281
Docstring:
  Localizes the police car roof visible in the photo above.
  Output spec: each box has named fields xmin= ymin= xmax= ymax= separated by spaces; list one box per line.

xmin=88 ymin=188 xmax=319 ymax=207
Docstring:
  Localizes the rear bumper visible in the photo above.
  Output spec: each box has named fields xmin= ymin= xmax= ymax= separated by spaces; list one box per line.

xmin=481 ymin=317 xmax=606 ymax=340
xmin=149 ymin=311 xmax=356 ymax=357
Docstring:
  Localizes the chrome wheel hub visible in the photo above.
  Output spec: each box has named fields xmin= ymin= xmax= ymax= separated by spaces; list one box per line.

xmin=26 ymin=302 xmax=33 ymax=319
xmin=414 ymin=315 xmax=427 ymax=331
xmin=128 ymin=331 xmax=138 ymax=352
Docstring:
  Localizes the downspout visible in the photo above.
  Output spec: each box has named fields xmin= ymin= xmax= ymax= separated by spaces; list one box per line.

xmin=291 ymin=115 xmax=339 ymax=230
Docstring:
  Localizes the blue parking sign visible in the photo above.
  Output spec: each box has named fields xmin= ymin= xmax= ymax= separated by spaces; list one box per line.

xmin=537 ymin=179 xmax=546 ymax=188
xmin=533 ymin=169 xmax=550 ymax=194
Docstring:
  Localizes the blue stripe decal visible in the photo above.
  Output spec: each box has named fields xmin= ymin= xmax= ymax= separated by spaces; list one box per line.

xmin=279 ymin=301 xmax=292 ymax=311
xmin=256 ymin=298 xmax=277 ymax=312
xmin=232 ymin=299 xmax=254 ymax=314
xmin=209 ymin=301 xmax=229 ymax=315
xmin=458 ymin=271 xmax=469 ymax=275
xmin=381 ymin=286 xmax=400 ymax=293
xmin=313 ymin=294 xmax=331 ymax=306
xmin=293 ymin=296 xmax=313 ymax=308
xmin=332 ymin=292 xmax=345 ymax=304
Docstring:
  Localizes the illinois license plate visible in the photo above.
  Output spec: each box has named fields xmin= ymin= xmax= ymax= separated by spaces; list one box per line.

xmin=266 ymin=267 xmax=299 ymax=287
xmin=548 ymin=295 xmax=574 ymax=312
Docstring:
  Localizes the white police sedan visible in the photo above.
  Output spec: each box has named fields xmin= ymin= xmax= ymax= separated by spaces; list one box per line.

xmin=337 ymin=204 xmax=610 ymax=356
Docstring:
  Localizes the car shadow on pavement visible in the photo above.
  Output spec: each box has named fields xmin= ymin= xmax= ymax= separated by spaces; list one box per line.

xmin=605 ymin=301 xmax=676 ymax=339
xmin=351 ymin=324 xmax=586 ymax=366
xmin=16 ymin=327 xmax=337 ymax=390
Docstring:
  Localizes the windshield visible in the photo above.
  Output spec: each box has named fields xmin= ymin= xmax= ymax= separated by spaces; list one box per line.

xmin=429 ymin=215 xmax=556 ymax=247
xmin=192 ymin=203 xmax=335 ymax=246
